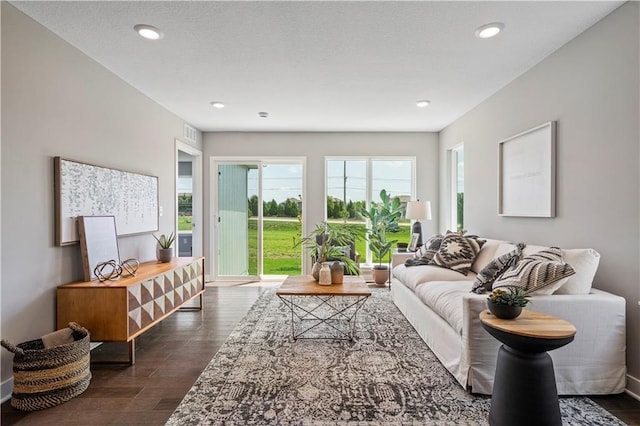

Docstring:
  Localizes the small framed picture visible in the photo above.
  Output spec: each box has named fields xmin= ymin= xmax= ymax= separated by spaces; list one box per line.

xmin=408 ymin=233 xmax=420 ymax=251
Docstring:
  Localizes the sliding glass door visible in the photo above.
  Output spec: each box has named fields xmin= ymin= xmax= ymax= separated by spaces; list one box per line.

xmin=213 ymin=158 xmax=304 ymax=280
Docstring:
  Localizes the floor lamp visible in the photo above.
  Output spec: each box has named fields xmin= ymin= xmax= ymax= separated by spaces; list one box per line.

xmin=406 ymin=200 xmax=432 ymax=248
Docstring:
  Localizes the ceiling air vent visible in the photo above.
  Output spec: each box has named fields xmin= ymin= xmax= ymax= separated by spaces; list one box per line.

xmin=183 ymin=123 xmax=198 ymax=143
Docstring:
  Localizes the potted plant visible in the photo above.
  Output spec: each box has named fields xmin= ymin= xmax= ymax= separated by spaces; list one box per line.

xmin=487 ymin=286 xmax=529 ymax=319
xmin=295 ymin=222 xmax=361 ymax=280
xmin=359 ymin=189 xmax=402 ymax=285
xmin=153 ymin=232 xmax=176 ymax=263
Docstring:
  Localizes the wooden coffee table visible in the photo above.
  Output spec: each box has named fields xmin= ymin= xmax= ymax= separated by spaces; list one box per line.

xmin=276 ymin=275 xmax=371 ymax=341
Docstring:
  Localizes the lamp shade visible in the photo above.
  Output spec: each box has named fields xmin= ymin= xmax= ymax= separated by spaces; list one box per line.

xmin=406 ymin=201 xmax=432 ymax=221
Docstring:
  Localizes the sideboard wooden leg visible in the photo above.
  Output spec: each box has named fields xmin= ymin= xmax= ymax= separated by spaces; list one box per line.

xmin=128 ymin=340 xmax=135 ymax=365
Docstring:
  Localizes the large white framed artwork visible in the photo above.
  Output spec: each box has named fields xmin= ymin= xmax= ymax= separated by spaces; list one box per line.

xmin=498 ymin=121 xmax=556 ymax=217
xmin=54 ymin=157 xmax=159 ymax=246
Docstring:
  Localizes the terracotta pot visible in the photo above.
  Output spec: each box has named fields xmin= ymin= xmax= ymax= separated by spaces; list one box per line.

xmin=371 ymin=266 xmax=389 ymax=286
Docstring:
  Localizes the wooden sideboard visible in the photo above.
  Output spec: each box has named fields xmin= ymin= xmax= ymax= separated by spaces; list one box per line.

xmin=57 ymin=257 xmax=205 ymax=364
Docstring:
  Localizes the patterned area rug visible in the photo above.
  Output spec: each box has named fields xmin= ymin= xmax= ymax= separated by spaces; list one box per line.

xmin=168 ymin=288 xmax=624 ymax=425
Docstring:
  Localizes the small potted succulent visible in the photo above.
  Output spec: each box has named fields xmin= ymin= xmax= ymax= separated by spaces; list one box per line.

xmin=153 ymin=232 xmax=176 ymax=263
xmin=487 ymin=286 xmax=529 ymax=319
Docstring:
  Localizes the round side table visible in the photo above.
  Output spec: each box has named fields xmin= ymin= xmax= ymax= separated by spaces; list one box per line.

xmin=480 ymin=309 xmax=576 ymax=426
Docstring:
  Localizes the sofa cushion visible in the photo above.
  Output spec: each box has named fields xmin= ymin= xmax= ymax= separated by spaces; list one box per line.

xmin=471 ymin=239 xmax=512 ymax=274
xmin=393 ymin=264 xmax=475 ymax=291
xmin=471 ymin=243 xmax=525 ymax=294
xmin=554 ymin=248 xmax=600 ymax=294
xmin=414 ymin=281 xmax=478 ymax=335
xmin=493 ymin=247 xmax=575 ymax=295
xmin=414 ymin=234 xmax=443 ymax=262
xmin=429 ymin=232 xmax=486 ymax=276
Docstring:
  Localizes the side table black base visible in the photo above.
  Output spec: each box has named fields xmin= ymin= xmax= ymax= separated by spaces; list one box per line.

xmin=490 ymin=345 xmax=561 ymax=426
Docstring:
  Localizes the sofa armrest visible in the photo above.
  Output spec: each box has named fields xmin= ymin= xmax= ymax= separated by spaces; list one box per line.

xmin=463 ymin=289 xmax=625 ymax=333
xmin=392 ymin=252 xmax=414 ymax=269
xmin=462 ymin=289 xmax=626 ymax=394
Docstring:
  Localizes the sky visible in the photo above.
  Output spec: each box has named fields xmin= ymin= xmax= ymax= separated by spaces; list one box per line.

xmin=180 ymin=159 xmax=428 ymax=203
xmin=248 ymin=164 xmax=303 ymax=202
xmin=246 ymin=160 xmax=413 ymax=203
xmin=326 ymin=159 xmax=412 ymax=203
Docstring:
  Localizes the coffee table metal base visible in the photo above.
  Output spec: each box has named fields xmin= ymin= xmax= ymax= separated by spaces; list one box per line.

xmin=278 ymin=294 xmax=369 ymax=341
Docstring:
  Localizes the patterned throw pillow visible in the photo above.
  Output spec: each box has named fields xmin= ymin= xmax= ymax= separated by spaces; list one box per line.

xmin=471 ymin=243 xmax=525 ymax=294
xmin=493 ymin=247 xmax=576 ymax=294
xmin=429 ymin=232 xmax=486 ymax=276
xmin=413 ymin=234 xmax=443 ymax=262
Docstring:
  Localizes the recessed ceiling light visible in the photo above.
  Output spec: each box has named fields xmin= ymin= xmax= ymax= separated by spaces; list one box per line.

xmin=210 ymin=101 xmax=225 ymax=109
xmin=475 ymin=22 xmax=504 ymax=39
xmin=258 ymin=112 xmax=269 ymax=118
xmin=416 ymin=100 xmax=430 ymax=108
xmin=133 ymin=24 xmax=164 ymax=40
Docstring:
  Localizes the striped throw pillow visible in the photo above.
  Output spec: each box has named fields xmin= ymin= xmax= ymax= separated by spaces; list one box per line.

xmin=493 ymin=247 xmax=575 ymax=294
xmin=471 ymin=242 xmax=525 ymax=294
xmin=414 ymin=234 xmax=443 ymax=262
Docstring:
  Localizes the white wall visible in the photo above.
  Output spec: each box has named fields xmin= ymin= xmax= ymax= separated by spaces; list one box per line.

xmin=202 ymin=132 xmax=439 ymax=275
xmin=439 ymin=2 xmax=640 ymax=393
xmin=0 ymin=3 xmax=201 ymax=396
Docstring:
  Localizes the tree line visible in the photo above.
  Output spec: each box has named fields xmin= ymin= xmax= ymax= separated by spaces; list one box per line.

xmin=248 ymin=195 xmax=367 ymax=219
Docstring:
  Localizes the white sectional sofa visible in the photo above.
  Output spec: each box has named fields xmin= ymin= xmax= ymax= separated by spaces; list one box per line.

xmin=391 ymin=238 xmax=627 ymax=395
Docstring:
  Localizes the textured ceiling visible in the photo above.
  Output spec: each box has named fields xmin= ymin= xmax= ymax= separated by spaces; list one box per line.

xmin=10 ymin=1 xmax=624 ymax=132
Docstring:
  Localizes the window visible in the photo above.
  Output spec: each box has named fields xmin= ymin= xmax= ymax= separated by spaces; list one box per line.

xmin=451 ymin=146 xmax=464 ymax=232
xmin=326 ymin=157 xmax=415 ymax=264
xmin=326 ymin=160 xmax=366 ymax=221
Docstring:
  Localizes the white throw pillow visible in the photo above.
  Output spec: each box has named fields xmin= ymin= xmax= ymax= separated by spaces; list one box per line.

xmin=521 ymin=244 xmax=547 ymax=257
xmin=471 ymin=239 xmax=511 ymax=274
xmin=554 ymin=248 xmax=600 ymax=294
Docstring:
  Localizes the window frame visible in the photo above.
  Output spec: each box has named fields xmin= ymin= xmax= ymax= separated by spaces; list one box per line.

xmin=324 ymin=156 xmax=416 ymax=265
xmin=449 ymin=145 xmax=464 ymax=232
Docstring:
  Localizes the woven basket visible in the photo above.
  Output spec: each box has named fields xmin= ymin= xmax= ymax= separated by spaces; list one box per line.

xmin=1 ymin=322 xmax=91 ymax=411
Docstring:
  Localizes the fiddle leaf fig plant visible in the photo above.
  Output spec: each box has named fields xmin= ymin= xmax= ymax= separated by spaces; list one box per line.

xmin=359 ymin=189 xmax=403 ymax=267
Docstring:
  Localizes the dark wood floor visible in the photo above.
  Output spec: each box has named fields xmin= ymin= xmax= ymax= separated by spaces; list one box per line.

xmin=2 ymin=286 xmax=640 ymax=425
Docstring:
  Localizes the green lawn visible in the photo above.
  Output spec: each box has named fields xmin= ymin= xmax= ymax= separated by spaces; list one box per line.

xmin=248 ymin=219 xmax=411 ymax=275
xmin=178 ymin=216 xmax=192 ymax=231
xmin=248 ymin=219 xmax=302 ymax=275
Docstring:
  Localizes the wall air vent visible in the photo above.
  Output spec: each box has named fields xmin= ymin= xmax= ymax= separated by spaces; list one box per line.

xmin=183 ymin=123 xmax=198 ymax=143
